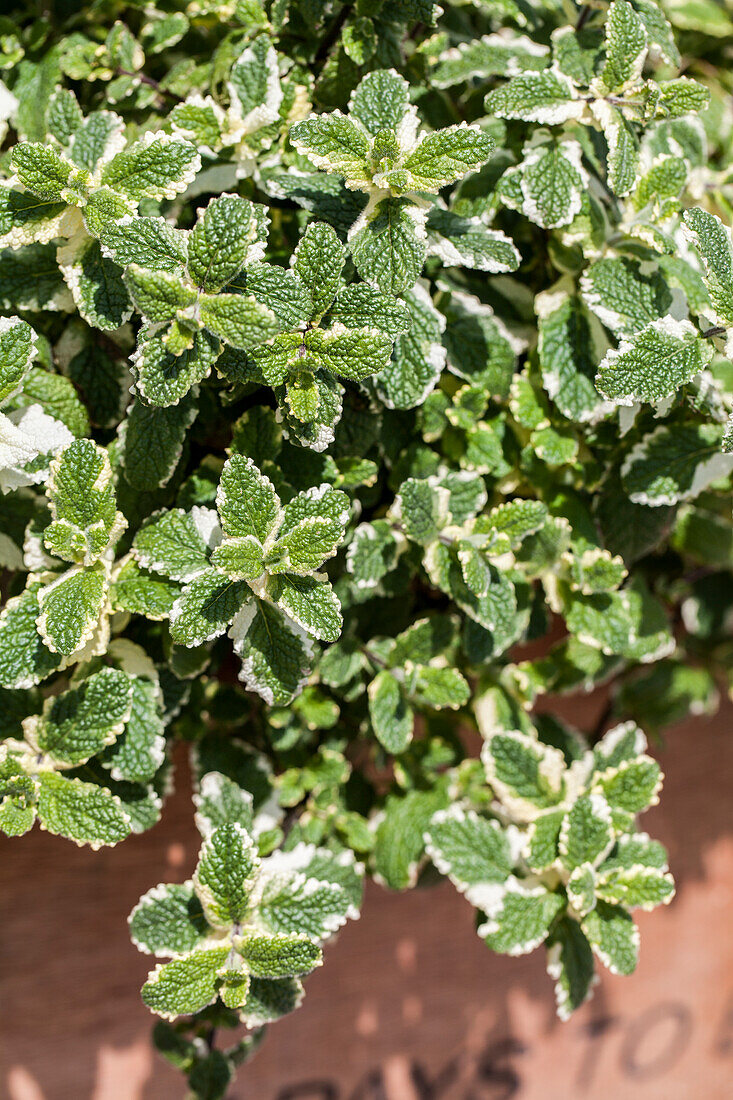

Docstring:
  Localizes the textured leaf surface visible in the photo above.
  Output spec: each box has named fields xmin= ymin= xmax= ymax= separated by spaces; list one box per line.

xmin=621 ymin=423 xmax=733 ymax=505
xmin=349 ymin=198 xmax=427 ymax=296
xmin=36 ymin=667 xmax=132 ymax=768
xmin=129 ymin=882 xmax=207 ymax=956
xmin=194 ymin=823 xmax=259 ymax=927
xmin=596 ymin=319 xmax=711 ymax=405
xmin=230 ymin=600 xmax=313 ymax=705
xmin=142 ymin=947 xmax=229 ymax=1019
xmin=368 ymin=669 xmax=413 ymax=754
xmin=36 ymin=771 xmax=130 ymax=848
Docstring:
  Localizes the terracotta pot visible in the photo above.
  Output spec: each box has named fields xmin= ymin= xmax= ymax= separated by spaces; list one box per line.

xmin=2 ymin=696 xmax=732 ymax=1100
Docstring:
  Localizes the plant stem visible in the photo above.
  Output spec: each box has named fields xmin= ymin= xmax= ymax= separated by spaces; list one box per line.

xmin=701 ymin=325 xmax=726 ymax=339
xmin=117 ymin=68 xmax=182 ymax=102
xmin=315 ymin=2 xmax=353 ymax=63
xmin=575 ymin=4 xmax=592 ymax=31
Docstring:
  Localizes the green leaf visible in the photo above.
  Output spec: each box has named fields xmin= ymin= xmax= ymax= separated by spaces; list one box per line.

xmin=45 ymin=438 xmax=123 ymax=564
xmin=581 ymin=256 xmax=672 ymax=336
xmin=281 ymin=369 xmax=343 ymax=452
xmin=0 ymin=583 xmax=62 ymax=689
xmin=228 ymin=36 xmax=282 ymax=131
xmin=596 ymin=865 xmax=675 ymax=910
xmin=292 ymin=221 xmax=345 ymax=319
xmin=368 ymin=668 xmax=413 ymax=753
xmin=546 ymin=918 xmax=596 ymax=1020
xmin=520 ymin=142 xmax=587 ymax=229
xmin=433 ymin=33 xmax=549 ymax=89
xmin=346 ymin=520 xmax=402 ymax=590
xmin=284 ymin=373 xmax=319 ymax=422
xmin=46 ymin=87 xmax=83 ymax=145
xmin=348 ymin=69 xmax=411 ymax=134
xmin=331 ymin=284 xmax=411 ymax=336
xmin=256 ymin=867 xmax=352 ymax=939
xmin=119 ymin=393 xmax=197 ymax=490
xmin=279 ymin=482 xmax=349 ymax=539
xmin=594 ymin=756 xmax=662 ymax=813
xmin=401 ymin=125 xmax=494 ymax=190
xmin=211 ymin=536 xmax=265 ymax=581
xmin=100 ymin=132 xmax=201 ymax=201
xmin=599 ymin=106 xmax=639 ymax=195
xmin=199 ymin=292 xmax=279 ymax=349
xmin=110 ymin=556 xmax=181 ymax=621
xmin=0 ymin=186 xmax=67 ymax=250
xmin=376 ymin=283 xmax=445 ymax=409
xmin=217 ymin=454 xmax=281 ymax=543
xmin=229 ymin=598 xmax=313 ymax=705
xmin=410 ymin=664 xmax=470 ymax=709
xmin=373 ymin=784 xmax=450 ymax=890
xmin=57 ymin=236 xmax=132 ymax=331
xmin=241 ymin=263 xmax=313 ymax=328
xmin=267 ymin=514 xmax=344 ymax=575
xmin=36 ymin=770 xmax=131 ymax=848
xmin=171 ymin=94 xmax=225 ymax=150
xmin=425 ymin=806 xmax=512 ymax=892
xmin=132 ymin=328 xmax=220 ymax=408
xmin=70 ymin=111 xmax=125 ymax=172
xmin=600 ymin=0 xmax=647 ymax=92
xmin=593 ymin=720 xmax=647 ymax=770
xmin=525 ymin=809 xmax=565 ymax=872
xmin=0 ymin=759 xmax=37 ymax=838
xmin=0 ymin=244 xmax=72 ymax=312
xmin=268 ymin=574 xmax=343 ymax=643
xmin=305 ymin=325 xmax=393 ymax=383
xmin=240 ymin=977 xmax=304 ymax=1027
xmin=481 ymin=731 xmax=566 ymax=822
xmin=537 ymin=291 xmax=609 ymax=423
xmin=621 ymin=423 xmax=733 ymax=506
xmin=443 ymin=293 xmax=518 ymax=398
xmin=485 ymin=71 xmax=582 ymax=124
xmin=581 ymin=901 xmax=639 ymax=975
xmin=567 ymin=864 xmax=597 ymax=916
xmin=125 ymin=265 xmax=197 ymax=323
xmin=37 ymin=565 xmax=108 ymax=657
xmin=82 ymin=186 xmax=135 ymax=237
xmin=479 ymin=880 xmax=565 ymax=955
xmin=566 ymin=581 xmax=673 ymax=662
xmin=129 ymin=882 xmax=208 ymax=956
xmin=193 ymin=823 xmax=259 ymax=928
xmin=559 ymin=794 xmax=613 ymax=872
xmin=104 ymin=675 xmax=166 ymax=783
xmin=11 ymin=142 xmax=89 ymax=203
xmin=633 ymin=0 xmax=680 ymax=64
xmin=427 ymin=208 xmax=520 ymax=273
xmin=34 ymin=667 xmax=132 ymax=768
xmin=194 ymin=771 xmax=255 ymax=837
xmin=0 ymin=316 xmax=36 ymax=404
xmin=486 ymin=500 xmax=548 ymax=544
xmin=237 ymin=931 xmax=322 ymax=979
xmin=682 ymin=207 xmax=733 ymax=326
xmin=142 ymin=946 xmax=230 ymax=1019
xmin=297 ymin=847 xmax=363 ymax=910
xmin=169 ymin=567 xmax=250 ymax=646
xmin=290 ymin=113 xmax=371 ymax=187
xmin=17 ymin=367 xmax=90 ymax=439
xmin=100 ymin=216 xmax=188 ymax=274
xmin=396 ymin=476 xmax=448 ymax=545
xmin=596 ymin=319 xmax=711 ymax=406
xmin=188 ymin=193 xmax=268 ymax=292
xmin=349 ymin=197 xmax=427 ymax=296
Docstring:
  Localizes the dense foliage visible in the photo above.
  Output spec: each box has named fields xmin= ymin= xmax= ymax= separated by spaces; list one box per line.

xmin=0 ymin=0 xmax=732 ymax=1093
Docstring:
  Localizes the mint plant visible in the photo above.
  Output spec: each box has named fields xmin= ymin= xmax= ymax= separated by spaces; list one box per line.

xmin=0 ymin=0 xmax=731 ymax=1095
